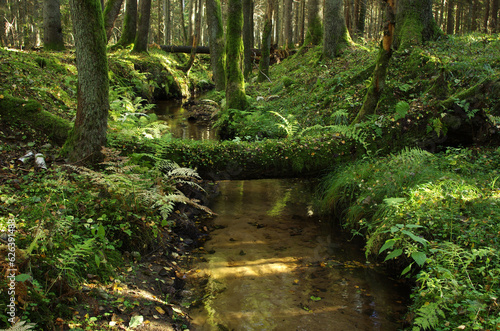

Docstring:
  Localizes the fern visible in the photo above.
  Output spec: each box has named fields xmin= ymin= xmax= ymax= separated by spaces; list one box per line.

xmin=55 ymin=238 xmax=96 ymax=285
xmin=4 ymin=321 xmax=37 ymax=331
xmin=412 ymin=302 xmax=445 ymax=330
xmin=269 ymin=110 xmax=299 ymax=138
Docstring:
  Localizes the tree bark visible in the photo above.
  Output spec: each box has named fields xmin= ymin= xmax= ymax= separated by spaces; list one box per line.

xmin=114 ymin=0 xmax=137 ymax=48
xmin=179 ymin=0 xmax=188 ymax=43
xmin=43 ymin=0 xmax=64 ymax=50
xmin=357 ymin=0 xmax=367 ymax=37
xmin=258 ymin=0 xmax=273 ymax=82
xmin=492 ymin=0 xmax=499 ymax=33
xmin=352 ymin=0 xmax=395 ymax=124
xmin=395 ymin=0 xmax=442 ymax=49
xmin=103 ymin=0 xmax=124 ymax=42
xmin=446 ymin=0 xmax=454 ymax=35
xmin=206 ymin=0 xmax=226 ymax=90
xmin=283 ymin=0 xmax=293 ymax=48
xmin=304 ymin=0 xmax=322 ymax=45
xmin=163 ymin=0 xmax=171 ymax=44
xmin=183 ymin=0 xmax=202 ymax=74
xmin=243 ymin=0 xmax=253 ymax=78
xmin=65 ymin=0 xmax=109 ymax=165
xmin=323 ymin=0 xmax=349 ymax=58
xmin=132 ymin=0 xmax=152 ymax=52
xmin=226 ymin=0 xmax=248 ymax=110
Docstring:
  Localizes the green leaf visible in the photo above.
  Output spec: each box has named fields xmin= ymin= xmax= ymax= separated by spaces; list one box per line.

xmin=15 ymin=274 xmax=31 ymax=282
xmin=401 ymin=230 xmax=428 ymax=246
xmin=310 ymin=296 xmax=322 ymax=301
xmin=401 ymin=263 xmax=413 ymax=276
xmin=97 ymin=224 xmax=105 ymax=240
xmin=129 ymin=315 xmax=144 ymax=328
xmin=383 ymin=197 xmax=406 ymax=206
xmin=384 ymin=249 xmax=403 ymax=262
xmin=411 ymin=251 xmax=427 ymax=267
xmin=379 ymin=239 xmax=397 ymax=254
xmin=95 ymin=254 xmax=101 ymax=268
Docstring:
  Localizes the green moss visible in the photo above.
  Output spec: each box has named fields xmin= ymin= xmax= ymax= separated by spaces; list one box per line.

xmin=0 ymin=94 xmax=72 ymax=145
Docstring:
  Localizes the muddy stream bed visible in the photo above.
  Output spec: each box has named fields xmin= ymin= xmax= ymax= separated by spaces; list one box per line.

xmin=188 ymin=179 xmax=408 ymax=331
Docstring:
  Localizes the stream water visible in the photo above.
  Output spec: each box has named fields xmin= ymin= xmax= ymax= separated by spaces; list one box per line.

xmin=189 ymin=179 xmax=408 ymax=331
xmin=155 ymin=99 xmax=217 ymax=140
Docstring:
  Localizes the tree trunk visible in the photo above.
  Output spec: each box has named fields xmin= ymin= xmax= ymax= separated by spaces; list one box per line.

xmin=132 ymin=0 xmax=152 ymax=52
xmin=395 ymin=0 xmax=442 ymax=49
xmin=283 ymin=0 xmax=292 ymax=48
xmin=492 ymin=0 xmax=499 ymax=33
xmin=304 ymin=0 xmax=321 ymax=45
xmin=352 ymin=0 xmax=395 ymax=124
xmin=43 ymin=0 xmax=64 ymax=50
xmin=226 ymin=0 xmax=248 ymax=110
xmin=103 ymin=0 xmax=124 ymax=41
xmin=357 ymin=0 xmax=367 ymax=37
xmin=163 ymin=0 xmax=171 ymax=44
xmin=323 ymin=0 xmax=349 ymax=58
xmin=0 ymin=0 xmax=5 ymax=46
xmin=183 ymin=0 xmax=202 ymax=74
xmin=179 ymin=0 xmax=188 ymax=43
xmin=446 ymin=0 xmax=454 ymax=35
xmin=65 ymin=0 xmax=109 ymax=165
xmin=454 ymin=1 xmax=461 ymax=34
xmin=258 ymin=0 xmax=273 ymax=82
xmin=243 ymin=0 xmax=253 ymax=78
xmin=114 ymin=0 xmax=137 ymax=48
xmin=206 ymin=0 xmax=226 ymax=90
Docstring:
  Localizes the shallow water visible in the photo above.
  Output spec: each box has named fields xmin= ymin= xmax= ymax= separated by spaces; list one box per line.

xmin=190 ymin=179 xmax=408 ymax=331
xmin=154 ymin=99 xmax=217 ymax=140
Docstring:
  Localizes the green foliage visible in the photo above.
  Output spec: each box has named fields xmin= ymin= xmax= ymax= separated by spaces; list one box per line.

xmin=319 ymin=147 xmax=500 ymax=329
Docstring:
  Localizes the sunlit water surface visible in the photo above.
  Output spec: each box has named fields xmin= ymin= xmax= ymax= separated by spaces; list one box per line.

xmin=190 ymin=179 xmax=408 ymax=331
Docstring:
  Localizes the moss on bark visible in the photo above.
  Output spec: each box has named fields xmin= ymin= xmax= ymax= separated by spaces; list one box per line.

xmin=206 ymin=0 xmax=226 ymax=91
xmin=323 ymin=0 xmax=350 ymax=58
xmin=225 ymin=0 xmax=248 ymax=110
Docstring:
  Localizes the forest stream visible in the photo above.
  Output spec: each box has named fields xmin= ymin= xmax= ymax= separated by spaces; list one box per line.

xmin=189 ymin=179 xmax=409 ymax=331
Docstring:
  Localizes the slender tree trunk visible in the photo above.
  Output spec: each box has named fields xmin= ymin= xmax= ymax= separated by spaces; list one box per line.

xmin=132 ymin=0 xmax=152 ymax=52
xmin=243 ymin=0 xmax=253 ymax=78
xmin=183 ymin=0 xmax=202 ymax=74
xmin=0 ymin=0 xmax=5 ymax=46
xmin=470 ymin=0 xmax=478 ymax=31
xmin=454 ymin=1 xmax=461 ymax=34
xmin=43 ymin=0 xmax=64 ymax=50
xmin=258 ymin=0 xmax=273 ymax=82
xmin=323 ymin=0 xmax=349 ymax=58
xmin=297 ymin=0 xmax=305 ymax=44
xmin=206 ymin=0 xmax=226 ymax=90
xmin=114 ymin=0 xmax=137 ymax=47
xmin=446 ymin=0 xmax=454 ymax=34
xmin=283 ymin=0 xmax=292 ymax=48
xmin=163 ymin=0 xmax=171 ymax=44
xmin=438 ymin=0 xmax=445 ymax=30
xmin=226 ymin=0 xmax=248 ymax=110
xmin=484 ymin=0 xmax=491 ymax=33
xmin=304 ymin=0 xmax=321 ymax=45
xmin=179 ymin=0 xmax=188 ymax=43
xmin=352 ymin=0 xmax=395 ymax=124
xmin=357 ymin=0 xmax=367 ymax=37
xmin=492 ymin=0 xmax=499 ymax=33
xmin=273 ymin=0 xmax=280 ymax=45
xmin=103 ymin=0 xmax=124 ymax=41
xmin=65 ymin=0 xmax=109 ymax=165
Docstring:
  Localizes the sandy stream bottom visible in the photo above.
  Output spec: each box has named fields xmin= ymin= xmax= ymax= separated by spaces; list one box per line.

xmin=189 ymin=179 xmax=407 ymax=331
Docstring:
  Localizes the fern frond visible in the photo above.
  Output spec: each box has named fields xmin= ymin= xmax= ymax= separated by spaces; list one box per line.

xmin=4 ymin=321 xmax=37 ymax=331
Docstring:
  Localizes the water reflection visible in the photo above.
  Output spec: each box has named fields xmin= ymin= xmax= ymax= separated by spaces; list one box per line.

xmin=190 ymin=179 xmax=408 ymax=331
xmin=154 ymin=99 xmax=217 ymax=140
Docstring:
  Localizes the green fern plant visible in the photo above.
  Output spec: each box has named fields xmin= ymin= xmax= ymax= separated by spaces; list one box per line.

xmin=269 ymin=110 xmax=299 ymax=138
xmin=54 ymin=238 xmax=96 ymax=286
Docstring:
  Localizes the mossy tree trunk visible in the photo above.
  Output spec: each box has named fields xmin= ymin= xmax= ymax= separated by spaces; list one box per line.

xmin=65 ymin=0 xmax=109 ymax=165
xmin=114 ymin=0 xmax=137 ymax=48
xmin=43 ymin=0 xmax=65 ymax=51
xmin=243 ymin=0 xmax=254 ymax=79
xmin=182 ymin=0 xmax=201 ymax=74
xmin=179 ymin=0 xmax=188 ymax=44
xmin=304 ymin=0 xmax=322 ymax=45
xmin=132 ymin=0 xmax=152 ymax=53
xmin=258 ymin=0 xmax=273 ymax=82
xmin=352 ymin=0 xmax=395 ymax=124
xmin=323 ymin=0 xmax=350 ymax=58
xmin=357 ymin=0 xmax=367 ymax=37
xmin=207 ymin=0 xmax=226 ymax=91
xmin=283 ymin=0 xmax=293 ymax=48
xmin=103 ymin=0 xmax=124 ymax=42
xmin=395 ymin=0 xmax=442 ymax=49
xmin=225 ymin=0 xmax=248 ymax=110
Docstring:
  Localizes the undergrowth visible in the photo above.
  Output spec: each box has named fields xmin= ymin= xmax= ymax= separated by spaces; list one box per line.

xmin=318 ymin=147 xmax=500 ymax=330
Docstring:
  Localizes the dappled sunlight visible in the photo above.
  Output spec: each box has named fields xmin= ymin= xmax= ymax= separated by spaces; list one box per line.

xmin=190 ymin=179 xmax=407 ymax=330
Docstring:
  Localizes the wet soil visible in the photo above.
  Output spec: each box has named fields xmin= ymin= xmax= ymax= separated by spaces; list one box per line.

xmin=189 ymin=179 xmax=408 ymax=331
